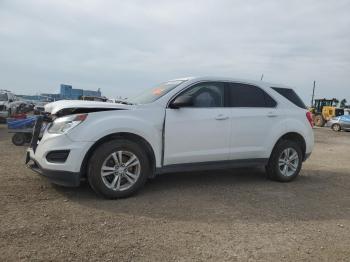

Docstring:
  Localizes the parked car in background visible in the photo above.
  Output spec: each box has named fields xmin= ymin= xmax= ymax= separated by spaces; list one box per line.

xmin=0 ymin=90 xmax=17 ymax=119
xmin=80 ymin=96 xmax=108 ymax=102
xmin=26 ymin=76 xmax=314 ymax=199
xmin=33 ymin=102 xmax=47 ymax=115
xmin=326 ymin=115 xmax=350 ymax=132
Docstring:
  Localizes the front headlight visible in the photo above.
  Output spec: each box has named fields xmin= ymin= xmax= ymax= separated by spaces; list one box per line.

xmin=48 ymin=114 xmax=87 ymax=134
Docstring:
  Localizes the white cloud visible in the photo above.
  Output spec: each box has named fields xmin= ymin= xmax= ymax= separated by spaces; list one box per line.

xmin=1 ymin=0 xmax=350 ymax=103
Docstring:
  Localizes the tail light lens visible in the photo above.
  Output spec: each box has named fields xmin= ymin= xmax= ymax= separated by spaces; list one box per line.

xmin=306 ymin=111 xmax=314 ymax=127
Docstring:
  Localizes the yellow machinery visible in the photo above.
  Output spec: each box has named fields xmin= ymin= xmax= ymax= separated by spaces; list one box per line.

xmin=309 ymin=98 xmax=344 ymax=127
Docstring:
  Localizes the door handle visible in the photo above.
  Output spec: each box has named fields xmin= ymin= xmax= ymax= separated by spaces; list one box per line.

xmin=215 ymin=114 xmax=229 ymax=120
xmin=267 ymin=112 xmax=277 ymax=117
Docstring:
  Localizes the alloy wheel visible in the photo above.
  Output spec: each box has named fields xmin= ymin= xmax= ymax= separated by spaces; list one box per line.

xmin=332 ymin=124 xmax=340 ymax=132
xmin=100 ymin=150 xmax=141 ymax=191
xmin=278 ymin=148 xmax=299 ymax=177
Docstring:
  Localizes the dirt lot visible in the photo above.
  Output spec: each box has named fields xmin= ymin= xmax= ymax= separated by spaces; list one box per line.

xmin=0 ymin=125 xmax=349 ymax=261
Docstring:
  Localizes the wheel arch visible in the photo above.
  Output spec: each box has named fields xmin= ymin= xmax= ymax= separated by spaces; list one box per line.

xmin=80 ymin=132 xmax=156 ymax=178
xmin=271 ymin=132 xmax=306 ymax=160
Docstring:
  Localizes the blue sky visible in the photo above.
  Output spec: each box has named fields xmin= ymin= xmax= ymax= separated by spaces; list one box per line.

xmin=1 ymin=0 xmax=350 ymax=104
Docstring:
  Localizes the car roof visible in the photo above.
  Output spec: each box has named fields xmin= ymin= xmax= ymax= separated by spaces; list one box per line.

xmin=170 ymin=76 xmax=292 ymax=89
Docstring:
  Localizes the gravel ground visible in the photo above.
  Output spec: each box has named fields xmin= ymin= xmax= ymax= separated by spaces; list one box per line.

xmin=0 ymin=125 xmax=349 ymax=261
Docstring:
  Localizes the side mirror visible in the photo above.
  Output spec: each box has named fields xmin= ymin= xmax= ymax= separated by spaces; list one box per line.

xmin=169 ymin=95 xmax=193 ymax=109
xmin=9 ymin=99 xmax=13 ymax=103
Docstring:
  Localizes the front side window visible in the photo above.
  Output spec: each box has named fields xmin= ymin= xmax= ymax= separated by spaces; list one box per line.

xmin=229 ymin=83 xmax=276 ymax=108
xmin=177 ymin=82 xmax=225 ymax=107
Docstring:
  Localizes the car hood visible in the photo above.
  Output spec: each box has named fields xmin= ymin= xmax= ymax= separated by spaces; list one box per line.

xmin=45 ymin=100 xmax=132 ymax=115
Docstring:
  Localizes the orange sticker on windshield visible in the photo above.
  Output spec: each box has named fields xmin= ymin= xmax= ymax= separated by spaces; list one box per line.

xmin=152 ymin=88 xmax=164 ymax=95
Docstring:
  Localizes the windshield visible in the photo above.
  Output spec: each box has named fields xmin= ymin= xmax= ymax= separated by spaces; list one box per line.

xmin=128 ymin=80 xmax=185 ymax=104
xmin=0 ymin=93 xmax=8 ymax=101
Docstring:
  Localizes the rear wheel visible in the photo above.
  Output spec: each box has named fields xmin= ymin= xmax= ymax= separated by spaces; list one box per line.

xmin=87 ymin=139 xmax=151 ymax=199
xmin=266 ymin=140 xmax=302 ymax=182
xmin=314 ymin=115 xmax=325 ymax=127
xmin=332 ymin=124 xmax=341 ymax=132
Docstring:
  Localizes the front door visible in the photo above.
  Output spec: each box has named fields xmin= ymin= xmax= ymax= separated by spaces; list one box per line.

xmin=164 ymin=82 xmax=231 ymax=165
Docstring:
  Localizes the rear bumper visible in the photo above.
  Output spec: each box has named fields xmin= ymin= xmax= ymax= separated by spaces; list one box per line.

xmin=27 ymin=156 xmax=81 ymax=187
xmin=325 ymin=119 xmax=341 ymax=128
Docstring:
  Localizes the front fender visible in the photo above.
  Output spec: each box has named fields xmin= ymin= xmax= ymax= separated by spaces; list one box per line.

xmin=67 ymin=109 xmax=164 ymax=167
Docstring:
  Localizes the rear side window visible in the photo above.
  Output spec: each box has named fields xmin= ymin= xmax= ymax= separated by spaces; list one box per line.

xmin=228 ymin=83 xmax=277 ymax=108
xmin=271 ymin=87 xmax=306 ymax=109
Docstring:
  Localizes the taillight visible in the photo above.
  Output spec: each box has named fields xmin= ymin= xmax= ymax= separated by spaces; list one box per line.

xmin=306 ymin=111 xmax=314 ymax=127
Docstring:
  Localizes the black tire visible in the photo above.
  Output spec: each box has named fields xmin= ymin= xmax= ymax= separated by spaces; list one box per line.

xmin=25 ymin=133 xmax=32 ymax=143
xmin=266 ymin=140 xmax=303 ymax=182
xmin=87 ymin=139 xmax=151 ymax=199
xmin=332 ymin=124 xmax=341 ymax=132
xmin=314 ymin=115 xmax=325 ymax=127
xmin=12 ymin=133 xmax=26 ymax=146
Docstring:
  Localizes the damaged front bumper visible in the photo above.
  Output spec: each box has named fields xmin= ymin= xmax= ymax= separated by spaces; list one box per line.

xmin=25 ymin=116 xmax=93 ymax=187
xmin=26 ymin=150 xmax=81 ymax=187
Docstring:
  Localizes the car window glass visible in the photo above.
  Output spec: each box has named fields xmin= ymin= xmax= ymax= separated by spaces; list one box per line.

xmin=271 ymin=87 xmax=306 ymax=109
xmin=180 ymin=82 xmax=225 ymax=107
xmin=229 ymin=83 xmax=276 ymax=107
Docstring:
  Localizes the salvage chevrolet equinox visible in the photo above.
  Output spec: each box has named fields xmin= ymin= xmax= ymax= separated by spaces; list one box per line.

xmin=26 ymin=77 xmax=314 ymax=198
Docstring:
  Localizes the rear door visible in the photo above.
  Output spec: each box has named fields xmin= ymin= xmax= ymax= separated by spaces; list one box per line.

xmin=228 ymin=83 xmax=279 ymax=160
xmin=164 ymin=82 xmax=231 ymax=165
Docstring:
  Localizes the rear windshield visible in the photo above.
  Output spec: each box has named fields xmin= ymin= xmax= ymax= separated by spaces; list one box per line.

xmin=271 ymin=87 xmax=307 ymax=109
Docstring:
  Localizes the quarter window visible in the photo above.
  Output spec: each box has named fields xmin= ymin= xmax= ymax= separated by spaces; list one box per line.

xmin=271 ymin=87 xmax=306 ymax=109
xmin=229 ymin=83 xmax=276 ymax=108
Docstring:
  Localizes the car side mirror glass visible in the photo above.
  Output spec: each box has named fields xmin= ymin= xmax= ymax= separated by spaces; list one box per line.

xmin=169 ymin=95 xmax=193 ymax=109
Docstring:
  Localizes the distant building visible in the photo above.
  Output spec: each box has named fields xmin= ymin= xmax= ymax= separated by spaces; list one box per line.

xmin=16 ymin=84 xmax=102 ymax=102
xmin=41 ymin=93 xmax=61 ymax=101
xmin=60 ymin=84 xmax=101 ymax=100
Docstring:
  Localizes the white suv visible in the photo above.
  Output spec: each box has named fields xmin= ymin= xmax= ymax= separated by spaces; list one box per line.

xmin=0 ymin=90 xmax=17 ymax=119
xmin=26 ymin=77 xmax=314 ymax=198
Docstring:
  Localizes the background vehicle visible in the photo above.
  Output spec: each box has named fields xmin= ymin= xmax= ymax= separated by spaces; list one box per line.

xmin=7 ymin=117 xmax=37 ymax=146
xmin=0 ymin=90 xmax=17 ymax=119
xmin=33 ymin=102 xmax=47 ymax=115
xmin=310 ymin=98 xmax=344 ymax=127
xmin=326 ymin=115 xmax=350 ymax=132
xmin=79 ymin=96 xmax=108 ymax=102
xmin=26 ymin=77 xmax=314 ymax=199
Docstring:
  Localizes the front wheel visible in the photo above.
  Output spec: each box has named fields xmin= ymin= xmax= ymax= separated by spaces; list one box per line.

xmin=266 ymin=140 xmax=303 ymax=182
xmin=87 ymin=139 xmax=151 ymax=199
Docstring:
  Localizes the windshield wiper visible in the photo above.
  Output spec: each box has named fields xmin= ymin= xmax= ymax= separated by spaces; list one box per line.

xmin=115 ymin=100 xmax=134 ymax=105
